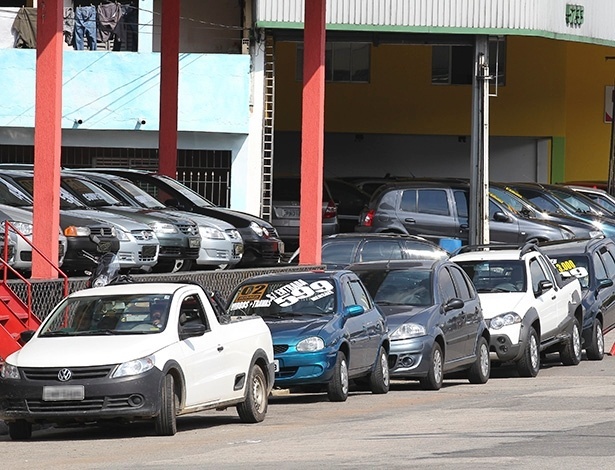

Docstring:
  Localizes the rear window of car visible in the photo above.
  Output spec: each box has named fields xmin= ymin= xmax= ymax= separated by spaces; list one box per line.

xmin=322 ymin=240 xmax=360 ymax=265
xmin=274 ymin=178 xmax=331 ymax=202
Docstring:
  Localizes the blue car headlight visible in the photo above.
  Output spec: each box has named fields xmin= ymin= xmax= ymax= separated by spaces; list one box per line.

xmin=391 ymin=323 xmax=426 ymax=340
xmin=488 ymin=312 xmax=522 ymax=330
xmin=296 ymin=337 xmax=325 ymax=352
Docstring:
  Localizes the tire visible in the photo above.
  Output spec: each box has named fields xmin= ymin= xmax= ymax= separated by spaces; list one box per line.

xmin=8 ymin=420 xmax=32 ymax=441
xmin=237 ymin=365 xmax=268 ymax=423
xmin=517 ymin=327 xmax=540 ymax=377
xmin=154 ymin=374 xmax=178 ymax=436
xmin=327 ymin=351 xmax=349 ymax=402
xmin=468 ymin=337 xmax=490 ymax=384
xmin=560 ymin=318 xmax=582 ymax=366
xmin=369 ymin=347 xmax=390 ymax=395
xmin=585 ymin=319 xmax=604 ymax=361
xmin=420 ymin=342 xmax=443 ymax=391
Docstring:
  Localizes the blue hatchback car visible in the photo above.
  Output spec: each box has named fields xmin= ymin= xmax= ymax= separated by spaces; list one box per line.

xmin=227 ymin=270 xmax=390 ymax=401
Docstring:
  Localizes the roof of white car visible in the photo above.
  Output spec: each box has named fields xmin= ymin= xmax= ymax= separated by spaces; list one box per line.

xmin=451 ymin=249 xmax=525 ymax=262
xmin=69 ymin=283 xmax=196 ymax=298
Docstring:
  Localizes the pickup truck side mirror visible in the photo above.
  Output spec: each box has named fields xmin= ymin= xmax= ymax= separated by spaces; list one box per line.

xmin=19 ymin=330 xmax=36 ymax=344
xmin=536 ymin=279 xmax=554 ymax=295
xmin=443 ymin=298 xmax=464 ymax=312
xmin=179 ymin=323 xmax=207 ymax=340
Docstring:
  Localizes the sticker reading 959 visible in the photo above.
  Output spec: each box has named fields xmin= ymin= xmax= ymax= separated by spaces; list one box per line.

xmin=268 ymin=279 xmax=334 ymax=307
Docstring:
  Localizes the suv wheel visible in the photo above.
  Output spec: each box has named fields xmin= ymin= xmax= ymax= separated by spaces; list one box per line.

xmin=585 ymin=319 xmax=604 ymax=361
xmin=560 ymin=318 xmax=582 ymax=366
xmin=517 ymin=327 xmax=540 ymax=377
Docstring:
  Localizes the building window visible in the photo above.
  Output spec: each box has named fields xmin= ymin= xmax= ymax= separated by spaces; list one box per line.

xmin=296 ymin=42 xmax=370 ymax=83
xmin=431 ymin=38 xmax=506 ymax=86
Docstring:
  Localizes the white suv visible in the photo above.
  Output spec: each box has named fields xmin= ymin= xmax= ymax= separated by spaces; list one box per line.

xmin=452 ymin=243 xmax=583 ymax=377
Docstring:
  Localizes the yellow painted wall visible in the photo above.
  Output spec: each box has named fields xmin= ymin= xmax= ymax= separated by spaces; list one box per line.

xmin=274 ymin=36 xmax=615 ymax=180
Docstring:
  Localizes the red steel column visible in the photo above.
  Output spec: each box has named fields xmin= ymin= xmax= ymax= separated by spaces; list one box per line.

xmin=298 ymin=0 xmax=326 ymax=265
xmin=158 ymin=0 xmax=180 ymax=178
xmin=32 ymin=0 xmax=63 ymax=279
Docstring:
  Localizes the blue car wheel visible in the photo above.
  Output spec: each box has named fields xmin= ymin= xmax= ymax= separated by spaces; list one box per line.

xmin=327 ymin=351 xmax=349 ymax=402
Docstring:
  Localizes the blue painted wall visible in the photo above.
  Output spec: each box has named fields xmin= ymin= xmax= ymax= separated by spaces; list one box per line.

xmin=0 ymin=50 xmax=250 ymax=133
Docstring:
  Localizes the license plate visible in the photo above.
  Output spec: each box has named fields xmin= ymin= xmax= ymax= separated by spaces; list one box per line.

xmin=42 ymin=385 xmax=85 ymax=402
xmin=141 ymin=245 xmax=157 ymax=257
xmin=273 ymin=360 xmax=279 ymax=373
xmin=189 ymin=237 xmax=201 ymax=248
xmin=233 ymin=243 xmax=243 ymax=256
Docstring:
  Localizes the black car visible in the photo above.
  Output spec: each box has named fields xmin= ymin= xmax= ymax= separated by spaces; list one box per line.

xmin=288 ymin=233 xmax=448 ymax=268
xmin=349 ymin=259 xmax=490 ymax=390
xmin=77 ymin=169 xmax=283 ymax=267
xmin=540 ymin=238 xmax=615 ymax=360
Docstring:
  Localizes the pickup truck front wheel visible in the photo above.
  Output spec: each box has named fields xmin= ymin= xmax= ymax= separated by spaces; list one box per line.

xmin=517 ymin=327 xmax=540 ymax=377
xmin=237 ymin=365 xmax=268 ymax=423
xmin=560 ymin=318 xmax=582 ymax=366
xmin=155 ymin=374 xmax=178 ymax=436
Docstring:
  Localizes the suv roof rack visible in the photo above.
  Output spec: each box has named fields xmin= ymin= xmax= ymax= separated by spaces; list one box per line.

xmin=454 ymin=241 xmax=541 ymax=258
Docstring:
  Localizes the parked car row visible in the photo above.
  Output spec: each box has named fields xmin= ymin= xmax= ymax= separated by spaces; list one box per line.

xmin=3 ymin=233 xmax=614 ymax=440
xmin=0 ymin=166 xmax=284 ymax=274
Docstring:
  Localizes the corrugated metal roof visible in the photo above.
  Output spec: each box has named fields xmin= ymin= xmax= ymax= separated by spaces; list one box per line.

xmin=256 ymin=0 xmax=615 ymax=46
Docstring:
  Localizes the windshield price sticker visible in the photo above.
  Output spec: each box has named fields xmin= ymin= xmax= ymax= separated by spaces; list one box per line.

xmin=553 ymin=259 xmax=588 ymax=279
xmin=235 ymin=284 xmax=268 ymax=302
xmin=267 ymin=279 xmax=334 ymax=308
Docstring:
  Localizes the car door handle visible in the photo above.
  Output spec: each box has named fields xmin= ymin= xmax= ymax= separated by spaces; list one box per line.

xmin=460 ymin=224 xmax=469 ymax=230
xmin=404 ymin=218 xmax=415 ymax=223
xmin=217 ymin=345 xmax=224 ymax=352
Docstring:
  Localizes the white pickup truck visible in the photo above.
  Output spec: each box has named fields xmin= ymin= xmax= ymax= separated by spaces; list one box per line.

xmin=0 ymin=282 xmax=275 ymax=440
xmin=452 ymin=243 xmax=583 ymax=377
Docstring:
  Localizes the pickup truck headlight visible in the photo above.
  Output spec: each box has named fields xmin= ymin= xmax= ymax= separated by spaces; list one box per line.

xmin=296 ymin=336 xmax=325 ymax=352
xmin=148 ymin=222 xmax=178 ymax=234
xmin=488 ymin=312 xmax=522 ymax=330
xmin=391 ymin=323 xmax=426 ymax=340
xmin=112 ymin=355 xmax=155 ymax=378
xmin=0 ymin=363 xmax=20 ymax=379
xmin=200 ymin=226 xmax=225 ymax=240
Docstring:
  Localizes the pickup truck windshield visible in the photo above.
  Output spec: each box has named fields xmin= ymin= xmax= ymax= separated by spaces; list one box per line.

xmin=39 ymin=294 xmax=172 ymax=336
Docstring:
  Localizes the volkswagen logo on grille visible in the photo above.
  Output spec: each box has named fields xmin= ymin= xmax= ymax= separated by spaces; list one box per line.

xmin=57 ymin=368 xmax=72 ymax=382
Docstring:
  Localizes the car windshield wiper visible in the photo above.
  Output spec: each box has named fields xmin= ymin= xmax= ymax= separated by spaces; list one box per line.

xmin=39 ymin=331 xmax=72 ymax=337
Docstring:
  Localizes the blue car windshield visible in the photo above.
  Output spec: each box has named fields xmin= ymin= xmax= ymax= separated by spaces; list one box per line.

xmin=228 ymin=279 xmax=336 ymax=317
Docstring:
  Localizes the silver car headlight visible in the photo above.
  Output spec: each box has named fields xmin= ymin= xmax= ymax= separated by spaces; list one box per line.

xmin=296 ymin=336 xmax=325 ymax=352
xmin=10 ymin=221 xmax=33 ymax=236
xmin=200 ymin=226 xmax=225 ymax=240
xmin=391 ymin=323 xmax=426 ymax=340
xmin=560 ymin=227 xmax=574 ymax=240
xmin=0 ymin=363 xmax=20 ymax=380
xmin=488 ymin=312 xmax=522 ymax=330
xmin=65 ymin=225 xmax=91 ymax=237
xmin=112 ymin=355 xmax=155 ymax=378
xmin=589 ymin=230 xmax=604 ymax=238
xmin=148 ymin=222 xmax=178 ymax=234
xmin=115 ymin=228 xmax=130 ymax=241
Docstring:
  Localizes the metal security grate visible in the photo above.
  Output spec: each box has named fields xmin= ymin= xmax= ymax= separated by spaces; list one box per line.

xmin=0 ymin=145 xmax=232 ymax=208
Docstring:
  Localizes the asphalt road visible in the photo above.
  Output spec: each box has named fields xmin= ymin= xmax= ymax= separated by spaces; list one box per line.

xmin=2 ymin=334 xmax=615 ymax=470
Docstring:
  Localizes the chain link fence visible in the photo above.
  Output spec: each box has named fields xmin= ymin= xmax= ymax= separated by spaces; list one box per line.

xmin=6 ymin=266 xmax=324 ymax=321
